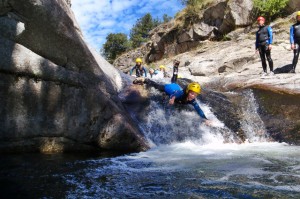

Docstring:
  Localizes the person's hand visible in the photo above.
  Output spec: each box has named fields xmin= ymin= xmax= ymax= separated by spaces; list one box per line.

xmin=168 ymin=96 xmax=175 ymax=105
xmin=268 ymin=44 xmax=272 ymax=50
xmin=255 ymin=49 xmax=259 ymax=54
xmin=204 ymin=119 xmax=213 ymax=126
xmin=291 ymin=44 xmax=295 ymax=50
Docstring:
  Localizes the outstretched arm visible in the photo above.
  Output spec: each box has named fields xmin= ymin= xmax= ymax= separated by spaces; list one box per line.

xmin=191 ymin=100 xmax=208 ymax=120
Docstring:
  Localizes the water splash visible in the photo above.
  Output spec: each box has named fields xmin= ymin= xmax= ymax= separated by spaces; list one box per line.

xmin=238 ymin=90 xmax=269 ymax=142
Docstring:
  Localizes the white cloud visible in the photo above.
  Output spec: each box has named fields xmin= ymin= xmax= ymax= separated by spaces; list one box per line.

xmin=71 ymin=0 xmax=184 ymax=50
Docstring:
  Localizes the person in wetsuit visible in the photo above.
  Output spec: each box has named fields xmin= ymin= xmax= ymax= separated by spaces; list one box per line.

xmin=133 ymin=63 xmax=211 ymax=125
xmin=289 ymin=11 xmax=300 ymax=73
xmin=130 ymin=58 xmax=147 ymax=77
xmin=255 ymin=16 xmax=274 ymax=76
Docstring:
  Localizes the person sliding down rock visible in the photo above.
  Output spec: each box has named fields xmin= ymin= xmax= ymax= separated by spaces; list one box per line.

xmin=290 ymin=11 xmax=300 ymax=73
xmin=133 ymin=77 xmax=212 ymax=126
xmin=255 ymin=16 xmax=274 ymax=76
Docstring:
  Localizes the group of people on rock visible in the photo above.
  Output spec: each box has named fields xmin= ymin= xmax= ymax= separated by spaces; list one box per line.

xmin=129 ymin=58 xmax=177 ymax=80
xmin=256 ymin=11 xmax=300 ymax=75
xmin=128 ymin=11 xmax=300 ymax=126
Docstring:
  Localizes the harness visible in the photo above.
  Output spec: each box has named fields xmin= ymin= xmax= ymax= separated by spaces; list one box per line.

xmin=257 ymin=26 xmax=269 ymax=45
xmin=135 ymin=66 xmax=145 ymax=77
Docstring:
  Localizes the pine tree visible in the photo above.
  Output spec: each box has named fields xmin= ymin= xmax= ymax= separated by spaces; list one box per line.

xmin=102 ymin=33 xmax=129 ymax=63
xmin=129 ymin=13 xmax=160 ymax=48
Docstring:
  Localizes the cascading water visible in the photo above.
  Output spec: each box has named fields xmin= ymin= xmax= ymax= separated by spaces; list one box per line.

xmin=238 ymin=90 xmax=269 ymax=142
xmin=133 ymin=87 xmax=268 ymax=146
xmin=1 ymin=86 xmax=300 ymax=198
xmin=140 ymin=87 xmax=228 ymax=146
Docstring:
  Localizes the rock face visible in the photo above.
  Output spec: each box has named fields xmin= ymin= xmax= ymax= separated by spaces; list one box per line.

xmin=114 ymin=0 xmax=254 ymax=69
xmin=117 ymin=10 xmax=300 ymax=145
xmin=253 ymin=89 xmax=300 ymax=145
xmin=0 ymin=0 xmax=149 ymax=153
xmin=287 ymin=0 xmax=300 ymax=12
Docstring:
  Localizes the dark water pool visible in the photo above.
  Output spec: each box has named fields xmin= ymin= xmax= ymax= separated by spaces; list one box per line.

xmin=1 ymin=142 xmax=300 ymax=199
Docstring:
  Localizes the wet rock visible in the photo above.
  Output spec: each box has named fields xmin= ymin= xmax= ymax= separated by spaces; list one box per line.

xmin=0 ymin=0 xmax=149 ymax=153
xmin=253 ymin=88 xmax=300 ymax=145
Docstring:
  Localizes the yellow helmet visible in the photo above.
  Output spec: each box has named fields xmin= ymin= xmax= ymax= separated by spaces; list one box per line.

xmin=159 ymin=65 xmax=166 ymax=69
xmin=297 ymin=11 xmax=300 ymax=17
xmin=186 ymin=82 xmax=201 ymax=94
xmin=136 ymin=58 xmax=142 ymax=63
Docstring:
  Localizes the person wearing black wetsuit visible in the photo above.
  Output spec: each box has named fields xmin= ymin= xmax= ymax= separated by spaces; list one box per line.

xmin=289 ymin=11 xmax=300 ymax=73
xmin=130 ymin=58 xmax=147 ymax=77
xmin=134 ymin=78 xmax=209 ymax=122
xmin=255 ymin=16 xmax=274 ymax=76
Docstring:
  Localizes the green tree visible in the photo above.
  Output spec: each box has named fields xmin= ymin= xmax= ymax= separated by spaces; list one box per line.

xmin=253 ymin=0 xmax=289 ymax=21
xmin=102 ymin=33 xmax=129 ymax=63
xmin=129 ymin=13 xmax=160 ymax=48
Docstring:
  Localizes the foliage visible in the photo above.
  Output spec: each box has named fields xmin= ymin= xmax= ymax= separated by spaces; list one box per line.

xmin=177 ymin=0 xmax=213 ymax=27
xmin=253 ymin=0 xmax=289 ymax=21
xmin=102 ymin=33 xmax=129 ymax=63
xmin=129 ymin=13 xmax=161 ymax=48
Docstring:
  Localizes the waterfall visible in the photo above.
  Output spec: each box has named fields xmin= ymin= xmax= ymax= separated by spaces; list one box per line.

xmin=238 ymin=90 xmax=269 ymax=143
xmin=125 ymin=83 xmax=270 ymax=146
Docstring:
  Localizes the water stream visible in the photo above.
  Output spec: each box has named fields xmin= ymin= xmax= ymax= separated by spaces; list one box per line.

xmin=1 ymin=90 xmax=300 ymax=198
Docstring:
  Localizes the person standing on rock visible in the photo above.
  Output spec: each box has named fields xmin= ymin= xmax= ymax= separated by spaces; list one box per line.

xmin=255 ymin=16 xmax=274 ymax=76
xmin=130 ymin=58 xmax=147 ymax=77
xmin=289 ymin=11 xmax=300 ymax=73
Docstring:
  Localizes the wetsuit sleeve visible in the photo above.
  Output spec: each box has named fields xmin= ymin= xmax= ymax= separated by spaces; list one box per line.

xmin=255 ymin=31 xmax=259 ymax=49
xmin=290 ymin=25 xmax=295 ymax=44
xmin=143 ymin=67 xmax=147 ymax=77
xmin=129 ymin=66 xmax=135 ymax=76
xmin=191 ymin=100 xmax=207 ymax=119
xmin=268 ymin=26 xmax=273 ymax=44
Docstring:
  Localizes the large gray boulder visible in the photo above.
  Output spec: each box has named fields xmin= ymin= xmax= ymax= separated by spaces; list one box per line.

xmin=0 ymin=0 xmax=149 ymax=153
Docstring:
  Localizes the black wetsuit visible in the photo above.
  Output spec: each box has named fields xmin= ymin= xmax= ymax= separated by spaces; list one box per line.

xmin=130 ymin=65 xmax=147 ymax=77
xmin=290 ymin=22 xmax=300 ymax=72
xmin=143 ymin=79 xmax=207 ymax=119
xmin=256 ymin=25 xmax=274 ymax=73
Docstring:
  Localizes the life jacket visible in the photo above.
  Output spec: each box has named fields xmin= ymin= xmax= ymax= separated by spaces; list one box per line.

xmin=293 ymin=23 xmax=300 ymax=43
xmin=257 ymin=26 xmax=270 ymax=44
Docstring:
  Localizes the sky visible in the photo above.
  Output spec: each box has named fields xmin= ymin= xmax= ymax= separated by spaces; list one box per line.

xmin=71 ymin=0 xmax=184 ymax=51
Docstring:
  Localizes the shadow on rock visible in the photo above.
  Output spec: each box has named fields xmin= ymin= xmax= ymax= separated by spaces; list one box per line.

xmin=274 ymin=64 xmax=293 ymax=74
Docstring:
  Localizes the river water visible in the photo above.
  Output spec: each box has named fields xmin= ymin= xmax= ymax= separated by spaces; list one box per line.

xmin=1 ymin=142 xmax=299 ymax=198
xmin=1 ymin=90 xmax=300 ymax=198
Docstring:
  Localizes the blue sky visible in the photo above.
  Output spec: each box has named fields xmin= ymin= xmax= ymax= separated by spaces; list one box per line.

xmin=71 ymin=0 xmax=184 ymax=51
